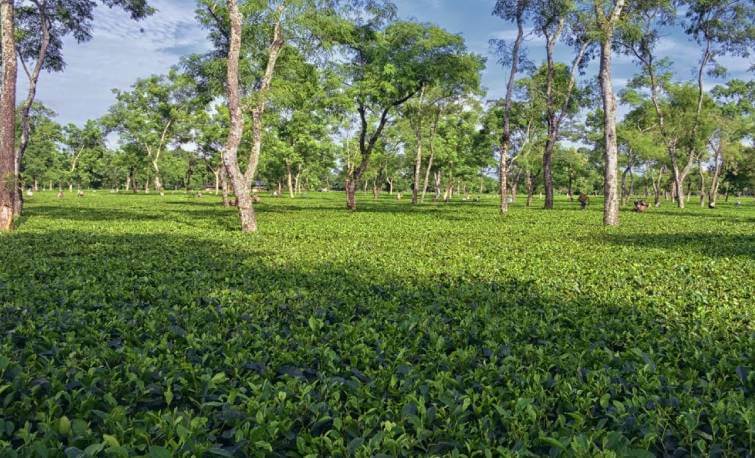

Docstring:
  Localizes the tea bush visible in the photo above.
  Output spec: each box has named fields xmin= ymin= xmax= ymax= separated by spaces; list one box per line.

xmin=0 ymin=192 xmax=752 ymax=457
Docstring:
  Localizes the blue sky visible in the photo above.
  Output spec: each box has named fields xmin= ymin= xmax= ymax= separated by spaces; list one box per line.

xmin=20 ymin=0 xmax=753 ymax=126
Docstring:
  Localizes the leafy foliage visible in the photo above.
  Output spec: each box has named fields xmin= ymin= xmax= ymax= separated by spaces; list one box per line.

xmin=0 ymin=192 xmax=752 ymax=456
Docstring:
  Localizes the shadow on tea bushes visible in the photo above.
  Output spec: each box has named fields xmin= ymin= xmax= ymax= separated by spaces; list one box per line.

xmin=0 ymin=227 xmax=752 ymax=457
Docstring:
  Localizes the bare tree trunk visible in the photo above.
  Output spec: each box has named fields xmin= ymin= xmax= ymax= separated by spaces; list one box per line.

xmin=499 ymin=7 xmax=526 ymax=214
xmin=567 ymin=174 xmax=573 ymax=202
xmin=526 ymin=173 xmax=534 ymax=207
xmin=286 ymin=161 xmax=294 ymax=198
xmin=543 ymin=31 xmax=588 ymax=210
xmin=0 ymin=0 xmax=17 ymax=231
xmin=222 ymin=0 xmax=284 ymax=232
xmin=345 ymin=178 xmax=357 ymax=210
xmin=708 ymin=141 xmax=723 ymax=208
xmin=220 ymin=167 xmax=230 ymax=207
xmin=597 ymin=2 xmax=624 ymax=226
xmin=621 ymin=164 xmax=631 ymax=206
xmin=294 ymin=164 xmax=301 ymax=195
xmin=214 ymin=168 xmax=220 ymax=195
xmin=387 ymin=177 xmax=393 ymax=195
xmin=434 ymin=171 xmax=442 ymax=201
xmin=412 ymin=86 xmax=425 ymax=205
xmin=653 ymin=166 xmax=664 ymax=207
xmin=698 ymin=163 xmax=705 ymax=208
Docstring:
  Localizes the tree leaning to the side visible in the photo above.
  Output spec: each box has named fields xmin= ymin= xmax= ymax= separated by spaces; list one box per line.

xmin=493 ymin=0 xmax=530 ymax=214
xmin=534 ymin=0 xmax=592 ymax=210
xmin=593 ymin=0 xmax=625 ymax=226
xmin=223 ymin=0 xmax=285 ymax=232
xmin=0 ymin=0 xmax=17 ymax=232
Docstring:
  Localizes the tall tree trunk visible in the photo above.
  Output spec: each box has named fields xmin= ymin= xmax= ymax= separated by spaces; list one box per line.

xmin=543 ymin=31 xmax=589 ymax=210
xmin=708 ymin=140 xmax=723 ymax=208
xmin=222 ymin=0 xmax=284 ymax=232
xmin=698 ymin=162 xmax=705 ymax=208
xmin=499 ymin=6 xmax=526 ymax=214
xmin=294 ymin=164 xmax=302 ymax=195
xmin=567 ymin=175 xmax=573 ymax=202
xmin=526 ymin=172 xmax=534 ymax=207
xmin=214 ymin=168 xmax=220 ymax=195
xmin=596 ymin=1 xmax=624 ymax=226
xmin=412 ymin=85 xmax=425 ymax=205
xmin=621 ymin=164 xmax=631 ymax=206
xmin=345 ymin=178 xmax=357 ymax=211
xmin=14 ymin=0 xmax=50 ymax=216
xmin=220 ymin=167 xmax=230 ymax=207
xmin=420 ymin=108 xmax=441 ymax=203
xmin=286 ymin=161 xmax=294 ymax=198
xmin=434 ymin=171 xmax=442 ymax=201
xmin=0 ymin=0 xmax=17 ymax=231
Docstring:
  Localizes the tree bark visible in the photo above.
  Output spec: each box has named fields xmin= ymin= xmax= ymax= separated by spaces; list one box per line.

xmin=220 ymin=167 xmax=230 ymax=207
xmin=0 ymin=0 xmax=17 ymax=231
xmin=286 ymin=160 xmax=295 ymax=198
xmin=412 ymin=85 xmax=425 ymax=205
xmin=345 ymin=178 xmax=357 ymax=210
xmin=434 ymin=171 xmax=442 ymax=201
xmin=596 ymin=0 xmax=624 ymax=226
xmin=222 ymin=0 xmax=284 ymax=232
xmin=707 ymin=139 xmax=723 ymax=208
xmin=294 ymin=164 xmax=302 ymax=195
xmin=698 ymin=162 xmax=705 ymax=208
xmin=420 ymin=111 xmax=439 ymax=203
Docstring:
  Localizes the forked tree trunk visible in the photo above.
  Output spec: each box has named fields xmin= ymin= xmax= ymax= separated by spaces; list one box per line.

xmin=0 ymin=0 xmax=17 ymax=231
xmin=222 ymin=0 xmax=284 ymax=232
xmin=294 ymin=164 xmax=301 ymax=195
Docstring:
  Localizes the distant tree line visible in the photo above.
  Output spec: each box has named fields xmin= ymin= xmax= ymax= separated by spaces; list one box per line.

xmin=0 ymin=0 xmax=752 ymax=232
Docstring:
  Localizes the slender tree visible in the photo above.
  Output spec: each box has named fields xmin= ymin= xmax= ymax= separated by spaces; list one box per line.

xmin=533 ymin=0 xmax=592 ymax=209
xmin=12 ymin=0 xmax=154 ymax=215
xmin=492 ymin=0 xmax=531 ymax=214
xmin=0 ymin=0 xmax=17 ymax=231
xmin=593 ymin=0 xmax=626 ymax=226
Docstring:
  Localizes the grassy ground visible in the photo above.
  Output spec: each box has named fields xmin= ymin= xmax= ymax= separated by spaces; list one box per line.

xmin=1 ymin=191 xmax=753 ymax=457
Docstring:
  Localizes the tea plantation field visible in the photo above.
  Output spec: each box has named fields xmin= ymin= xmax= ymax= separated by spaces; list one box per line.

xmin=1 ymin=192 xmax=753 ymax=457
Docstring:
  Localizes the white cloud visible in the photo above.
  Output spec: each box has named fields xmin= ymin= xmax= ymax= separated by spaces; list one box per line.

xmin=19 ymin=0 xmax=210 ymax=125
